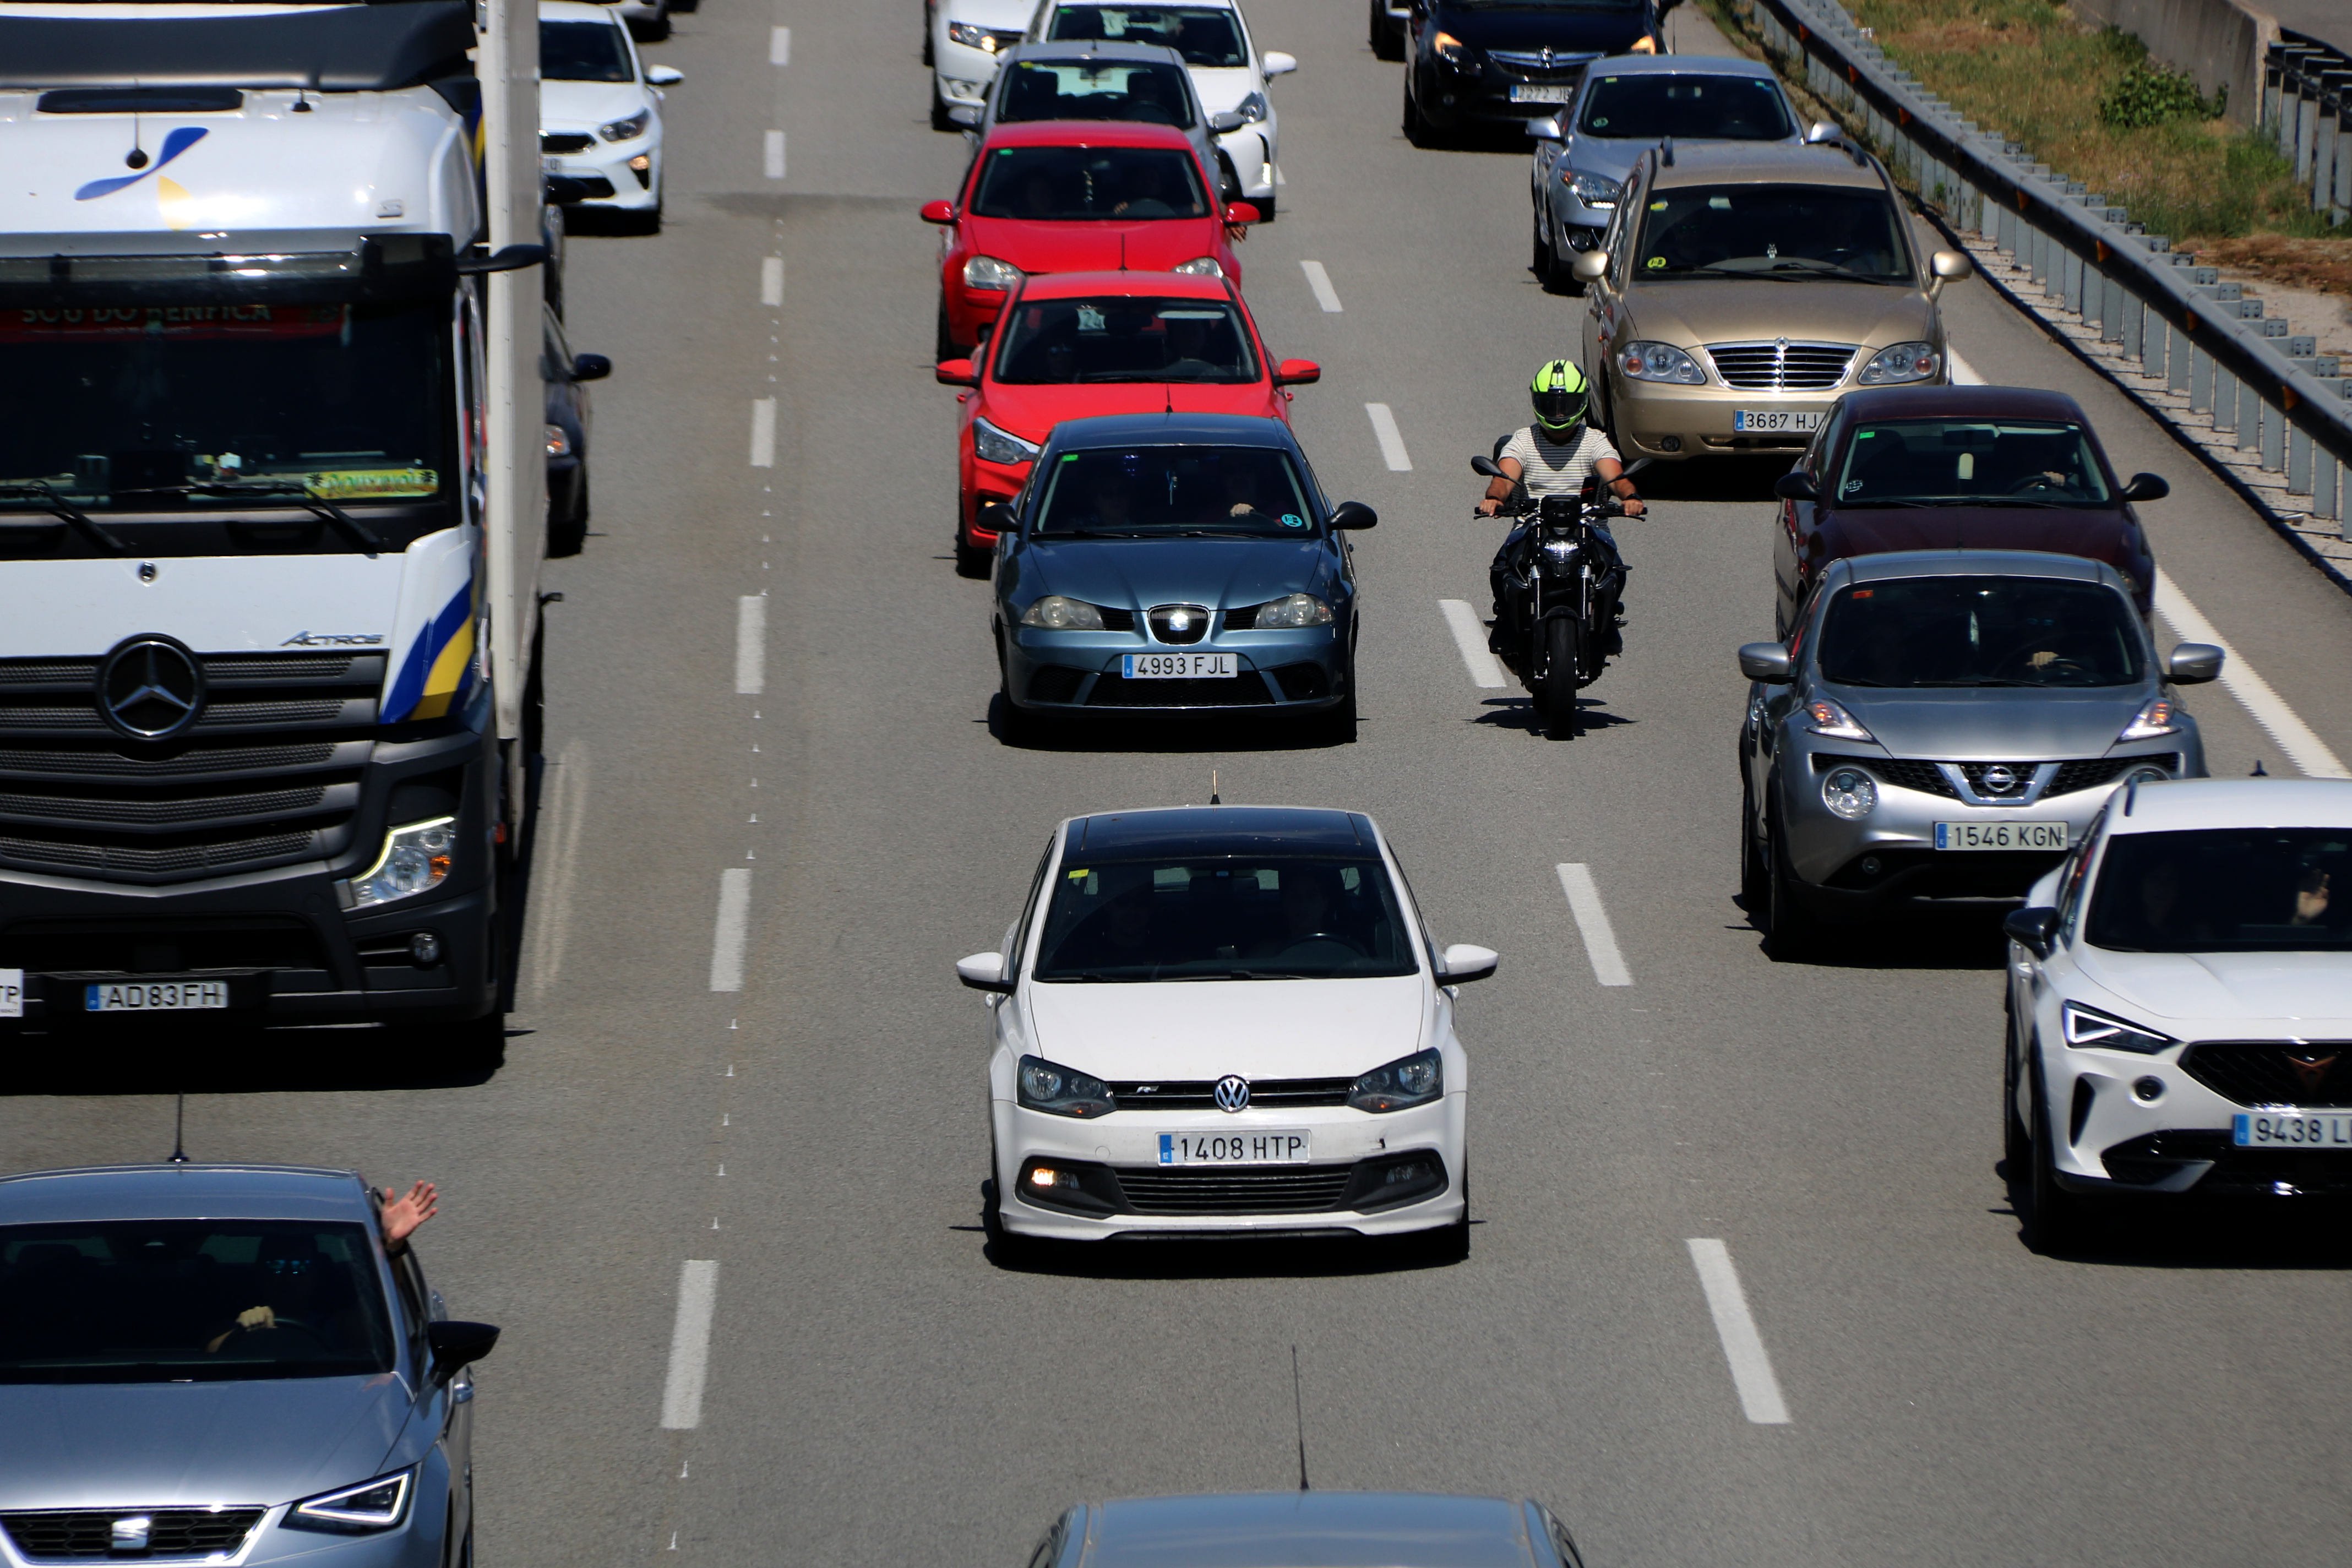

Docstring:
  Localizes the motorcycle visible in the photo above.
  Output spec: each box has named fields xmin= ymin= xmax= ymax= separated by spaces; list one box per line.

xmin=1469 ymin=453 xmax=1644 ymax=741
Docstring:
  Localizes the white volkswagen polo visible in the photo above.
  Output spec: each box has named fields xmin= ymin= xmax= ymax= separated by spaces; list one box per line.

xmin=959 ymin=805 xmax=1493 ymax=1259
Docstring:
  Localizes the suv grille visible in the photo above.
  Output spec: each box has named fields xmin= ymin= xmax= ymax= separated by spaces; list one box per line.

xmin=2 ymin=1509 xmax=265 ymax=1561
xmin=2181 ymin=1042 xmax=2352 ymax=1109
xmin=1114 ymin=1164 xmax=1358 ymax=1214
xmin=1108 ymin=1077 xmax=1353 ymax=1111
xmin=1705 ymin=340 xmax=1856 ymax=391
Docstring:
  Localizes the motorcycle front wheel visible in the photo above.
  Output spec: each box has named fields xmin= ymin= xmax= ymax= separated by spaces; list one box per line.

xmin=1539 ymin=616 xmax=1582 ymax=739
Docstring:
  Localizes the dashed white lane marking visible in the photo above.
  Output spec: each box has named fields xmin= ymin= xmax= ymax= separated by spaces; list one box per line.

xmin=760 ymin=256 xmax=784 ymax=307
xmin=1686 ymin=1239 xmax=1792 ymax=1425
xmin=525 ymin=741 xmax=590 ymax=1000
xmin=2153 ymin=572 xmax=2351 ymax=777
xmin=1300 ymin=259 xmax=1341 ymax=312
xmin=734 ymin=595 xmax=767 ymax=695
xmin=1438 ymin=599 xmax=1507 ymax=689
xmin=763 ymin=129 xmax=786 ymax=179
xmin=1365 ymin=402 xmax=1411 ymax=471
xmin=1556 ymin=863 xmax=1632 ymax=987
xmin=769 ymin=25 xmax=791 ymax=64
xmin=708 ymin=869 xmax=752 ymax=992
xmin=658 ymin=1260 xmax=720 ymax=1430
xmin=749 ymin=398 xmax=776 ymax=467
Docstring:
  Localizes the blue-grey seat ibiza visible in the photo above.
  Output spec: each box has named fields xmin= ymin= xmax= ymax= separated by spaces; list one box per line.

xmin=990 ymin=412 xmax=1376 ymax=740
xmin=0 ymin=1164 xmax=496 ymax=1568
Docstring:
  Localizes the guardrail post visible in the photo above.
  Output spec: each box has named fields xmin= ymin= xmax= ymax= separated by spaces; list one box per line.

xmin=2322 ymin=455 xmax=2342 ymax=527
xmin=2291 ymin=424 xmax=2313 ymax=494
xmin=2298 ymin=83 xmax=2320 ymax=182
xmin=2237 ymin=377 xmax=2260 ymax=451
xmin=2263 ymin=393 xmax=2285 ymax=469
xmin=2063 ymin=246 xmax=2084 ymax=315
xmin=2266 ymin=46 xmax=2286 ymax=141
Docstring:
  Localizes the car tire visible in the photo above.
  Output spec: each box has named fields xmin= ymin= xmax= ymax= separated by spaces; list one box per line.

xmin=2026 ymin=1053 xmax=2093 ymax=1255
xmin=1531 ymin=208 xmax=1555 ymax=288
xmin=954 ymin=527 xmax=992 ymax=579
xmin=932 ymin=81 xmax=957 ymax=132
xmin=2003 ymin=1000 xmax=2032 ymax=1179
xmin=1321 ymin=661 xmax=1359 ymax=745
xmin=1763 ymin=807 xmax=1818 ymax=959
xmin=1739 ymin=780 xmax=1769 ymax=915
xmin=935 ymin=302 xmax=959 ymax=362
xmin=1409 ymin=1211 xmax=1470 ymax=1265
xmin=548 ymin=472 xmax=588 ymax=558
xmin=1539 ymin=617 xmax=1580 ymax=739
xmin=923 ymin=14 xmax=935 ymax=65
xmin=1402 ymin=77 xmax=1430 ymax=147
xmin=1251 ymin=194 xmax=1276 ymax=223
xmin=982 ymin=1151 xmax=1044 ymax=1269
xmin=1371 ymin=7 xmax=1406 ymax=62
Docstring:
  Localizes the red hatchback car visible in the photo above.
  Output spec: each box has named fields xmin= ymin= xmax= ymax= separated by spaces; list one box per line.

xmin=935 ymin=270 xmax=1319 ymax=574
xmin=922 ymin=119 xmax=1255 ymax=357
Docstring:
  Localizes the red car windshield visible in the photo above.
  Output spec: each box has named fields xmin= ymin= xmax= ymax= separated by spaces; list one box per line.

xmin=1833 ymin=419 xmax=2113 ymax=507
xmin=970 ymin=146 xmax=1208 ymax=220
xmin=994 ymin=296 xmax=1257 ymax=383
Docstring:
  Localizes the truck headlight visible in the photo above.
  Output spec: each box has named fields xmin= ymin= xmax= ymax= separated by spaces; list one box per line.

xmin=347 ymin=817 xmax=456 ymax=908
xmin=1857 ymin=341 xmax=1940 ymax=385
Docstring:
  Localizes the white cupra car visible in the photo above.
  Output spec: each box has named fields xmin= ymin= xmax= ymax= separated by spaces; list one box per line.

xmin=539 ymin=1 xmax=681 ymax=230
xmin=957 ymin=805 xmax=1494 ymax=1259
xmin=2003 ymin=777 xmax=2352 ymax=1249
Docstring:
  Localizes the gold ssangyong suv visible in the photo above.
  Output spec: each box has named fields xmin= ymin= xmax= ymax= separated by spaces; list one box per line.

xmin=1573 ymin=137 xmax=1972 ymax=461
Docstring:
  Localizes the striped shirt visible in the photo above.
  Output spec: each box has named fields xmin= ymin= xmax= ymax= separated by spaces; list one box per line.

xmin=1500 ymin=423 xmax=1620 ymax=500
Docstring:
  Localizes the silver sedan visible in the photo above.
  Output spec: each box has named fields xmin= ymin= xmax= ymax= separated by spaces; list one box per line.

xmin=1021 ymin=1491 xmax=1594 ymax=1568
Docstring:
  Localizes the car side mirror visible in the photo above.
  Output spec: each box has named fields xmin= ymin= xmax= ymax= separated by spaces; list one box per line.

xmin=1571 ymin=249 xmax=1609 ymax=284
xmin=1738 ymin=641 xmax=1793 ymax=683
xmin=956 ymin=951 xmax=1015 ymax=993
xmin=977 ymin=501 xmax=1019 ymax=537
xmin=1773 ymin=470 xmax=1818 ymax=502
xmin=454 ymin=242 xmax=547 ymax=276
xmin=2002 ymin=907 xmax=2059 ymax=960
xmin=1329 ymin=500 xmax=1377 ymax=530
xmin=935 ymin=357 xmax=979 ymax=386
xmin=920 ymin=199 xmax=956 ymax=225
xmin=1470 ymin=454 xmax=1505 ymax=480
xmin=2165 ymin=641 xmax=2224 ymax=684
xmin=1273 ymin=357 xmax=1320 ymax=386
xmin=1226 ymin=200 xmax=1261 ymax=225
xmin=1438 ymin=943 xmax=1498 ymax=983
xmin=1209 ymin=110 xmax=1248 ymax=134
xmin=2121 ymin=471 xmax=2170 ymax=502
xmin=1526 ymin=113 xmax=1564 ymax=140
xmin=427 ymin=1320 xmax=500 ymax=1384
xmin=570 ymin=353 xmax=611 ymax=383
xmin=1262 ymin=51 xmax=1298 ymax=78
xmin=1930 ymin=249 xmax=1974 ymax=285
xmin=1805 ymin=120 xmax=1838 ymax=144
xmin=645 ymin=64 xmax=684 ymax=86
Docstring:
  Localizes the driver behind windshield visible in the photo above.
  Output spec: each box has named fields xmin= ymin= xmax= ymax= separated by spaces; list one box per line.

xmin=1639 ymin=184 xmax=1909 ymax=281
xmin=1817 ymin=577 xmax=2143 ymax=688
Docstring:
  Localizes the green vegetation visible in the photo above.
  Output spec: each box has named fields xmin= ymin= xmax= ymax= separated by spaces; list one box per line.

xmin=2098 ymin=61 xmax=2222 ymax=129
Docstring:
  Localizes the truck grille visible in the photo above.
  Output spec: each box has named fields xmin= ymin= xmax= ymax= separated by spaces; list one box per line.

xmin=1704 ymin=340 xmax=1856 ymax=391
xmin=2 ymin=1509 xmax=265 ymax=1561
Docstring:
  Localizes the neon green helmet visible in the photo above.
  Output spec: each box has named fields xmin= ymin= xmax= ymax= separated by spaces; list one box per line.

xmin=1530 ymin=358 xmax=1591 ymax=436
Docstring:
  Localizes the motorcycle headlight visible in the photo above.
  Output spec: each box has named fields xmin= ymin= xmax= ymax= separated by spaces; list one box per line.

xmin=962 ymin=254 xmax=1022 ymax=291
xmin=1017 ymin=1054 xmax=1115 ymax=1117
xmin=971 ymin=417 xmax=1041 ymax=467
xmin=598 ymin=109 xmax=651 ymax=143
xmin=287 ymin=1469 xmax=414 ymax=1534
xmin=1567 ymin=171 xmax=1622 ymax=209
xmin=1172 ymin=256 xmax=1225 ymax=277
xmin=948 ymin=20 xmax=1008 ymax=52
xmin=1857 ymin=341 xmax=1940 ymax=385
xmin=1804 ymin=698 xmax=1875 ymax=743
xmin=1234 ymin=90 xmax=1270 ymax=124
xmin=346 ymin=817 xmax=456 ymax=909
xmin=1348 ymin=1048 xmax=1443 ymax=1113
xmin=1246 ymin=592 xmax=1332 ymax=629
xmin=1020 ymin=595 xmax=1108 ymax=630
xmin=1618 ymin=340 xmax=1706 ymax=385
xmin=2061 ymin=1001 xmax=2174 ymax=1054
xmin=545 ymin=423 xmax=571 ymax=458
xmin=2118 ymin=697 xmax=2179 ymax=742
xmin=1821 ymin=765 xmax=1877 ymax=820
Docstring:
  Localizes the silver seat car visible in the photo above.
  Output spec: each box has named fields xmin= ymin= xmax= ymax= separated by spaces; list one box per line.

xmin=0 ymin=1164 xmax=495 ymax=1568
xmin=1020 ymin=1491 xmax=1592 ymax=1568
xmin=1735 ymin=550 xmax=2221 ymax=954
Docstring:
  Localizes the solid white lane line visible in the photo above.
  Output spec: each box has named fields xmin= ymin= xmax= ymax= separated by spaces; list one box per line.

xmin=1685 ymin=1239 xmax=1792 ymax=1425
xmin=1556 ymin=863 xmax=1633 ymax=987
xmin=749 ymin=398 xmax=776 ymax=468
xmin=2153 ymin=571 xmax=2351 ymax=777
xmin=760 ymin=256 xmax=784 ymax=307
xmin=1947 ymin=347 xmax=1983 ymax=385
xmin=709 ymin=869 xmax=752 ymax=992
xmin=525 ymin=741 xmax=589 ymax=1000
xmin=1365 ymin=402 xmax=1411 ymax=471
xmin=763 ymin=129 xmax=786 ymax=180
xmin=734 ymin=595 xmax=767 ymax=695
xmin=1300 ymin=259 xmax=1342 ymax=312
xmin=1439 ymin=600 xmax=1507 ymax=688
xmin=658 ymin=1260 xmax=720 ymax=1430
xmin=769 ymin=24 xmax=791 ymax=64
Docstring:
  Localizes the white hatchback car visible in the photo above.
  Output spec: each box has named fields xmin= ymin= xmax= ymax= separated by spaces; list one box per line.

xmin=540 ymin=1 xmax=680 ymax=230
xmin=958 ymin=806 xmax=1493 ymax=1259
xmin=2004 ymin=778 xmax=2352 ymax=1248
xmin=1025 ymin=0 xmax=1296 ymax=217
xmin=934 ymin=0 xmax=1038 ymax=129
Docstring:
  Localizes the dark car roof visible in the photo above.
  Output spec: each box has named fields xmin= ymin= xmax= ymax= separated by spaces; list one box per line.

xmin=0 ymin=1163 xmax=375 ymax=1226
xmin=1070 ymin=807 xmax=1376 ymax=857
xmin=981 ymin=119 xmax=1197 ymax=150
xmin=1044 ymin=411 xmax=1298 ymax=452
xmin=1834 ymin=384 xmax=2093 ymax=426
xmin=1083 ymin=1493 xmax=1538 ymax=1568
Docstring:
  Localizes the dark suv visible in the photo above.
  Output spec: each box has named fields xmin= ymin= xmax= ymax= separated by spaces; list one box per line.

xmin=1402 ymin=0 xmax=1678 ymax=144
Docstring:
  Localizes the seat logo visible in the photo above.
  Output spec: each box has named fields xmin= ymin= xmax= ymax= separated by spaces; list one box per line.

xmin=2286 ymin=1051 xmax=2340 ymax=1092
xmin=97 ymin=635 xmax=206 ymax=741
xmin=110 ymin=1517 xmax=151 ymax=1551
xmin=1214 ymin=1075 xmax=1250 ymax=1113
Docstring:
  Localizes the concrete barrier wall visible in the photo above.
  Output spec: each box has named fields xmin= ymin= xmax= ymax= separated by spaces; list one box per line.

xmin=2067 ymin=0 xmax=2280 ymax=126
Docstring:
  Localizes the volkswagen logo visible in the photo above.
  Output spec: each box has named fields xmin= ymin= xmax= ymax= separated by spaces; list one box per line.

xmin=1213 ymin=1074 xmax=1250 ymax=1113
xmin=97 ymin=635 xmax=205 ymax=741
xmin=1980 ymin=765 xmax=2021 ymax=795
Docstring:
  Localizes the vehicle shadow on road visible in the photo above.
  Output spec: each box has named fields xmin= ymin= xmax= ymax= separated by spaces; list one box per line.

xmin=1633 ymin=455 xmax=1790 ymax=504
xmin=986 ymin=694 xmax=1352 ymax=752
xmin=1471 ymin=694 xmax=1634 ymax=737
xmin=1734 ymin=900 xmax=2012 ymax=971
xmin=1990 ymin=1172 xmax=2352 ymax=1268
xmin=976 ymin=1188 xmax=1472 ymax=1277
xmin=0 ymin=1020 xmax=513 ymax=1098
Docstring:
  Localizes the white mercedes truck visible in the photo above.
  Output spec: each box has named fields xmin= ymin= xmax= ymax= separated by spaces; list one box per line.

xmin=0 ymin=0 xmax=546 ymax=1048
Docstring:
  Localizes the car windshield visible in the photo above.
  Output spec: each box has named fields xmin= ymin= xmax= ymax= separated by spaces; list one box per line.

xmin=0 ymin=1219 xmax=396 ymax=1384
xmin=1833 ymin=419 xmax=2112 ymax=507
xmin=540 ymin=19 xmax=633 ymax=82
xmin=1635 ymin=184 xmax=1910 ymax=282
xmin=969 ymin=145 xmax=1208 ymax=219
xmin=2088 ymin=829 xmax=2352 ymax=952
xmin=999 ymin=59 xmax=1195 ymax=129
xmin=1034 ymin=444 xmax=1311 ymax=536
xmin=994 ymin=296 xmax=1257 ymax=383
xmin=1034 ymin=855 xmax=1420 ymax=981
xmin=1446 ymin=0 xmax=1641 ymax=9
xmin=1816 ymin=577 xmax=2144 ymax=688
xmin=1045 ymin=6 xmax=1246 ymax=68
xmin=1578 ymin=74 xmax=1790 ymax=139
xmin=0 ymin=300 xmax=448 ymax=510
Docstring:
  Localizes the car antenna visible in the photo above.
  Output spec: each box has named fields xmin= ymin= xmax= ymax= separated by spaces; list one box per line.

xmin=126 ymin=77 xmax=150 ymax=170
xmin=1291 ymin=1344 xmax=1310 ymax=1490
xmin=1209 ymin=768 xmax=1221 ymax=805
xmin=1119 ymin=232 xmax=1128 ymax=272
xmin=2252 ymin=758 xmax=2269 ymax=777
xmin=166 ymin=1093 xmax=189 ymax=1163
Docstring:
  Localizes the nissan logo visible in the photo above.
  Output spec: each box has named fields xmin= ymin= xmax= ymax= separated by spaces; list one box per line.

xmin=1213 ymin=1075 xmax=1250 ymax=1113
xmin=97 ymin=635 xmax=205 ymax=740
xmin=1980 ymin=765 xmax=2021 ymax=795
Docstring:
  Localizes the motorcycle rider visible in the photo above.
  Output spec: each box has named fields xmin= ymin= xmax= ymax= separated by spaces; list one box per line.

xmin=1480 ymin=359 xmax=1641 ymax=656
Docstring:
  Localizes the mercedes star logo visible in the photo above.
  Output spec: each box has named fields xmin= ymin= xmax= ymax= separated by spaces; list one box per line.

xmin=97 ymin=635 xmax=206 ymax=741
xmin=1213 ymin=1074 xmax=1250 ymax=1113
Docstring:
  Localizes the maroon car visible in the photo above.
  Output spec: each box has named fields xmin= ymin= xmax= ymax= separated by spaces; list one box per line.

xmin=1769 ymin=385 xmax=2164 ymax=638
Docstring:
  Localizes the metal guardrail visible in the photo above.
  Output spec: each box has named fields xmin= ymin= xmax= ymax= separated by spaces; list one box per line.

xmin=2267 ymin=32 xmax=2352 ymax=225
xmin=1727 ymin=0 xmax=2352 ymax=530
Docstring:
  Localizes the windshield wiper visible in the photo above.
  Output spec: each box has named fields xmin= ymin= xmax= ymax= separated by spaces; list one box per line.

xmin=0 ymin=482 xmax=128 ymax=552
xmin=169 ymin=480 xmax=383 ymax=556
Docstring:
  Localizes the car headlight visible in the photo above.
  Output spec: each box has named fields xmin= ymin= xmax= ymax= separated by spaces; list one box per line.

xmin=2121 ymin=763 xmax=2173 ymax=786
xmin=2117 ymin=696 xmax=2179 ymax=742
xmin=286 ymin=1469 xmax=414 ymax=1534
xmin=1172 ymin=256 xmax=1225 ymax=276
xmin=971 ymin=417 xmax=1041 ymax=467
xmin=346 ymin=817 xmax=455 ymax=909
xmin=2061 ymin=1000 xmax=2174 ymax=1054
xmin=598 ymin=109 xmax=651 ymax=143
xmin=948 ymin=20 xmax=1008 ymax=52
xmin=1857 ymin=341 xmax=1940 ymax=385
xmin=1618 ymin=340 xmax=1706 ymax=385
xmin=1348 ymin=1048 xmax=1443 ymax=1113
xmin=1246 ymin=592 xmax=1332 ymax=628
xmin=962 ymin=254 xmax=1022 ymax=291
xmin=1821 ymin=765 xmax=1878 ymax=820
xmin=1431 ymin=30 xmax=1472 ymax=65
xmin=1233 ymin=90 xmax=1270 ymax=124
xmin=1017 ymin=1054 xmax=1115 ymax=1117
xmin=1804 ymin=698 xmax=1875 ymax=742
xmin=1567 ymin=171 xmax=1621 ymax=209
xmin=1020 ymin=595 xmax=1108 ymax=630
xmin=545 ymin=423 xmax=571 ymax=458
